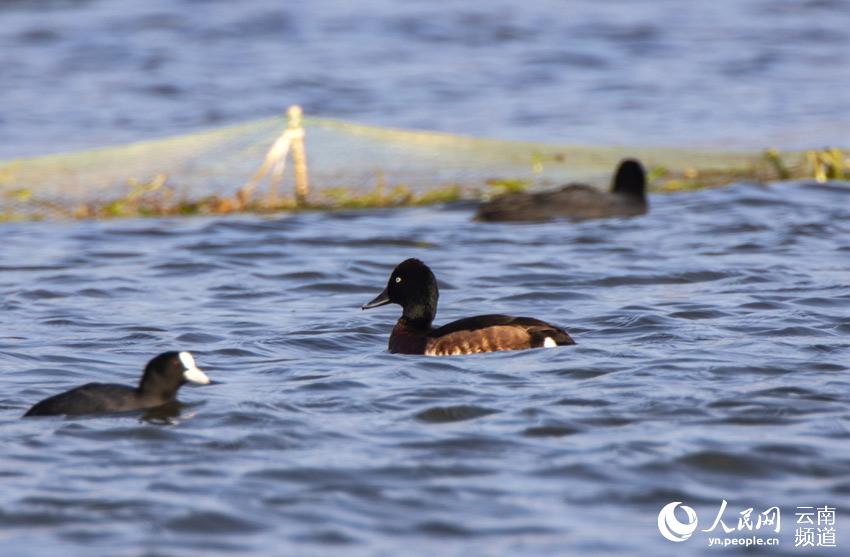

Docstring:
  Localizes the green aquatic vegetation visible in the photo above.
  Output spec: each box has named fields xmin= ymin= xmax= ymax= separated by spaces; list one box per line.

xmin=650 ymin=165 xmax=758 ymax=192
xmin=316 ymin=184 xmax=413 ymax=209
xmin=412 ymin=184 xmax=462 ymax=205
xmin=763 ymin=148 xmax=791 ymax=180
xmin=2 ymin=107 xmax=847 ymax=222
xmin=2 ymin=147 xmax=848 ymax=222
xmin=485 ymin=178 xmax=530 ymax=195
xmin=3 ymin=175 xmax=467 ymax=220
xmin=648 ymin=148 xmax=850 ymax=192
xmin=315 ymin=182 xmax=462 ymax=209
xmin=806 ymin=147 xmax=850 ymax=182
xmin=529 ymin=149 xmax=568 ymax=174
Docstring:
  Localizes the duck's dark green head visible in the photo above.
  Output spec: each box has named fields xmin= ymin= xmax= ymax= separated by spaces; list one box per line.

xmin=362 ymin=258 xmax=439 ymax=325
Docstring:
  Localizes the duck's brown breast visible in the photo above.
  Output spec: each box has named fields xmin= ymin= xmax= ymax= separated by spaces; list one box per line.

xmin=388 ymin=322 xmax=429 ymax=354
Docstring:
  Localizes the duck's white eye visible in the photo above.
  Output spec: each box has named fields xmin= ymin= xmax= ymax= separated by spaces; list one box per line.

xmin=395 ymin=276 xmax=402 ymax=283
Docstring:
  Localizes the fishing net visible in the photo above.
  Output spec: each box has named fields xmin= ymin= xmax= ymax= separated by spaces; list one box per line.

xmin=0 ymin=106 xmax=822 ymax=220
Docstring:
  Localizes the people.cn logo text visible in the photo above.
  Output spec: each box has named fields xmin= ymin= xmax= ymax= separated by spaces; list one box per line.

xmin=657 ymin=502 xmax=699 ymax=542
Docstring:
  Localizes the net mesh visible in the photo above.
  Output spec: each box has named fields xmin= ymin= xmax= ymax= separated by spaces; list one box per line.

xmin=0 ymin=111 xmax=812 ymax=220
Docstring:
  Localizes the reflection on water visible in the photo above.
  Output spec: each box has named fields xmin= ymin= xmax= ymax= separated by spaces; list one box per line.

xmin=140 ymin=401 xmax=197 ymax=425
xmin=1 ymin=181 xmax=849 ymax=555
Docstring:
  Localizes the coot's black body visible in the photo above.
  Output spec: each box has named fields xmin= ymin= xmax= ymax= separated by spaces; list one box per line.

xmin=475 ymin=159 xmax=647 ymax=222
xmin=362 ymin=259 xmax=574 ymax=355
xmin=24 ymin=351 xmax=210 ymax=417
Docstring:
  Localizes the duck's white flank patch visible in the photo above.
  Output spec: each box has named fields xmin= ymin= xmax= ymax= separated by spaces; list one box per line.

xmin=179 ymin=351 xmax=211 ymax=385
xmin=543 ymin=337 xmax=557 ymax=348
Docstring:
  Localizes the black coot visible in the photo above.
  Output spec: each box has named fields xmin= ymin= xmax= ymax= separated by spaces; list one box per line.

xmin=475 ymin=158 xmax=647 ymax=222
xmin=24 ymin=351 xmax=211 ymax=417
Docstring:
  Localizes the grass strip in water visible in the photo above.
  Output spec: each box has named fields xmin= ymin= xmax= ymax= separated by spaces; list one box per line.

xmin=1 ymin=143 xmax=848 ymax=221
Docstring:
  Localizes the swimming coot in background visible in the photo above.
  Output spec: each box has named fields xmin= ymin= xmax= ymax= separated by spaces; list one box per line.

xmin=24 ymin=351 xmax=211 ymax=417
xmin=362 ymin=258 xmax=575 ymax=355
xmin=475 ymin=158 xmax=647 ymax=222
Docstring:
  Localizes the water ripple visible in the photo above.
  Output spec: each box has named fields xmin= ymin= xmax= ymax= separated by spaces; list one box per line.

xmin=1 ymin=182 xmax=849 ymax=555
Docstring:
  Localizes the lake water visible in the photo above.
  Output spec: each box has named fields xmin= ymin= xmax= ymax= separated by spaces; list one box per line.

xmin=1 ymin=181 xmax=849 ymax=555
xmin=1 ymin=0 xmax=849 ymax=554
xmin=1 ymin=0 xmax=849 ymax=158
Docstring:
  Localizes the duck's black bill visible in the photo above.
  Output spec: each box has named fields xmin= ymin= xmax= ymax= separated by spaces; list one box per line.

xmin=362 ymin=288 xmax=391 ymax=310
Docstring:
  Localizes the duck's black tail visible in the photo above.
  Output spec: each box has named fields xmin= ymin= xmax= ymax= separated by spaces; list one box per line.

xmin=611 ymin=158 xmax=646 ymax=200
xmin=528 ymin=325 xmax=576 ymax=347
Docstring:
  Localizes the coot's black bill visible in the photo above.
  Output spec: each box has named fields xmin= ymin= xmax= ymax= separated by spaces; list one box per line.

xmin=362 ymin=288 xmax=391 ymax=310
